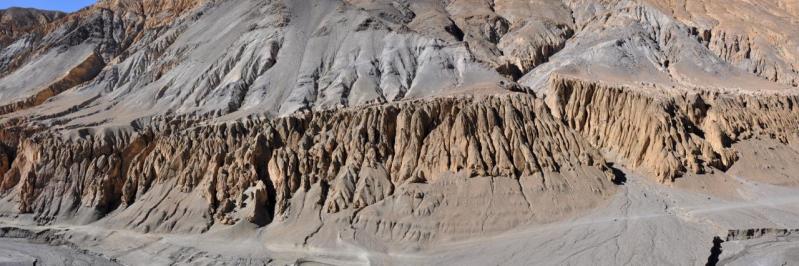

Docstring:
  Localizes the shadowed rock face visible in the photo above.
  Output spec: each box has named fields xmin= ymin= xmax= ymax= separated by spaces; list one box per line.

xmin=0 ymin=0 xmax=799 ymax=263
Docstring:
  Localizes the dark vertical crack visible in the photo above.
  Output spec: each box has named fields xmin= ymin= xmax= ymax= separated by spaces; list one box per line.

xmin=444 ymin=19 xmax=464 ymax=42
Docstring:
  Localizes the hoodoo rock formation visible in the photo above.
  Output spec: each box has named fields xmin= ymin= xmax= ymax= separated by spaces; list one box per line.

xmin=1 ymin=0 xmax=798 ymax=265
xmin=1 ymin=95 xmax=617 ymax=235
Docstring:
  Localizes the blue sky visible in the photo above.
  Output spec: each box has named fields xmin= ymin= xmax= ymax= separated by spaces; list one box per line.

xmin=0 ymin=0 xmax=96 ymax=12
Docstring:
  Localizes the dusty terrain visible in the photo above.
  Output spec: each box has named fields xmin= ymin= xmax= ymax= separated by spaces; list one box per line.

xmin=0 ymin=0 xmax=798 ymax=265
xmin=1 ymin=164 xmax=797 ymax=265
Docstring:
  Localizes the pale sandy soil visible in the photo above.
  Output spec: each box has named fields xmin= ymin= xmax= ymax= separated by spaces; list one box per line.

xmin=0 ymin=238 xmax=117 ymax=266
xmin=1 ymin=166 xmax=796 ymax=265
xmin=383 ymin=169 xmax=799 ymax=265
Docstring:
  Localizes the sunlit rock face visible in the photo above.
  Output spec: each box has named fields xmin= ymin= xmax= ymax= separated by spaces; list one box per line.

xmin=1 ymin=0 xmax=799 ymax=265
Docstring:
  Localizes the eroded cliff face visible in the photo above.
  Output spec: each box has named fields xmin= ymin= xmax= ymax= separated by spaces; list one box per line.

xmin=0 ymin=94 xmax=616 ymax=239
xmin=0 ymin=0 xmax=798 ymax=259
xmin=725 ymin=228 xmax=799 ymax=241
xmin=647 ymin=0 xmax=799 ymax=87
xmin=547 ymin=76 xmax=799 ymax=182
xmin=2 ymin=73 xmax=797 ymax=241
xmin=0 ymin=52 xmax=105 ymax=116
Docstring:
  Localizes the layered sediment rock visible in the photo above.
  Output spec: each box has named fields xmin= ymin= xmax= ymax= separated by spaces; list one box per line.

xmin=702 ymin=29 xmax=799 ymax=87
xmin=2 ymin=71 xmax=797 ymax=235
xmin=0 ymin=145 xmax=10 ymax=181
xmin=648 ymin=0 xmax=799 ymax=87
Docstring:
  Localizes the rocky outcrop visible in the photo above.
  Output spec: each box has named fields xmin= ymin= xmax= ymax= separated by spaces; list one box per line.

xmin=547 ymin=76 xmax=799 ymax=182
xmin=1 ymin=67 xmax=797 ymax=238
xmin=0 ymin=94 xmax=616 ymax=235
xmin=0 ymin=8 xmax=66 ymax=78
xmin=694 ymin=28 xmax=799 ymax=87
xmin=547 ymin=77 xmax=735 ymax=181
xmin=93 ymin=0 xmax=206 ymax=28
xmin=647 ymin=0 xmax=799 ymax=87
xmin=0 ymin=145 xmax=10 ymax=182
xmin=443 ymin=0 xmax=576 ymax=80
xmin=0 ymin=0 xmax=207 ymax=80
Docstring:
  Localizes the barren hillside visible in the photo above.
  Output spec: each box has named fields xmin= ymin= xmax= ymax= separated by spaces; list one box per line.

xmin=1 ymin=0 xmax=798 ymax=265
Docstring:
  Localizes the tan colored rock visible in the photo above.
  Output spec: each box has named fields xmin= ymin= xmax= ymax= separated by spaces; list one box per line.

xmin=0 ymin=0 xmax=798 ymax=260
xmin=0 ymin=94 xmax=617 ymax=231
xmin=547 ymin=75 xmax=799 ymax=182
xmin=646 ymin=0 xmax=799 ymax=87
xmin=242 ymin=180 xmax=270 ymax=225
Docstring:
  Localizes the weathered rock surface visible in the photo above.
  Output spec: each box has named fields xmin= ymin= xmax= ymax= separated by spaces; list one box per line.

xmin=547 ymin=75 xmax=799 ymax=182
xmin=647 ymin=0 xmax=799 ymax=87
xmin=1 ymin=0 xmax=799 ymax=264
xmin=0 ymin=95 xmax=617 ymax=236
xmin=0 ymin=8 xmax=64 ymax=47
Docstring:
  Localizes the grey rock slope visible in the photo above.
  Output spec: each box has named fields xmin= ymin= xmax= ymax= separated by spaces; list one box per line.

xmin=1 ymin=0 xmax=799 ymax=264
xmin=0 ymin=0 xmax=796 ymax=126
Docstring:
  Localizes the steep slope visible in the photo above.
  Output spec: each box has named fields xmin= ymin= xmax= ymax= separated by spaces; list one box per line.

xmin=0 ymin=8 xmax=65 ymax=47
xmin=648 ymin=0 xmax=799 ymax=87
xmin=0 ymin=0 xmax=798 ymax=264
xmin=0 ymin=94 xmax=616 ymax=233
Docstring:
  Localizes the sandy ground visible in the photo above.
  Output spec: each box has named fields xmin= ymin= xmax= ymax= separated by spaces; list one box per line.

xmin=378 ymin=170 xmax=799 ymax=265
xmin=0 ymin=238 xmax=117 ymax=266
xmin=0 ymin=168 xmax=797 ymax=265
